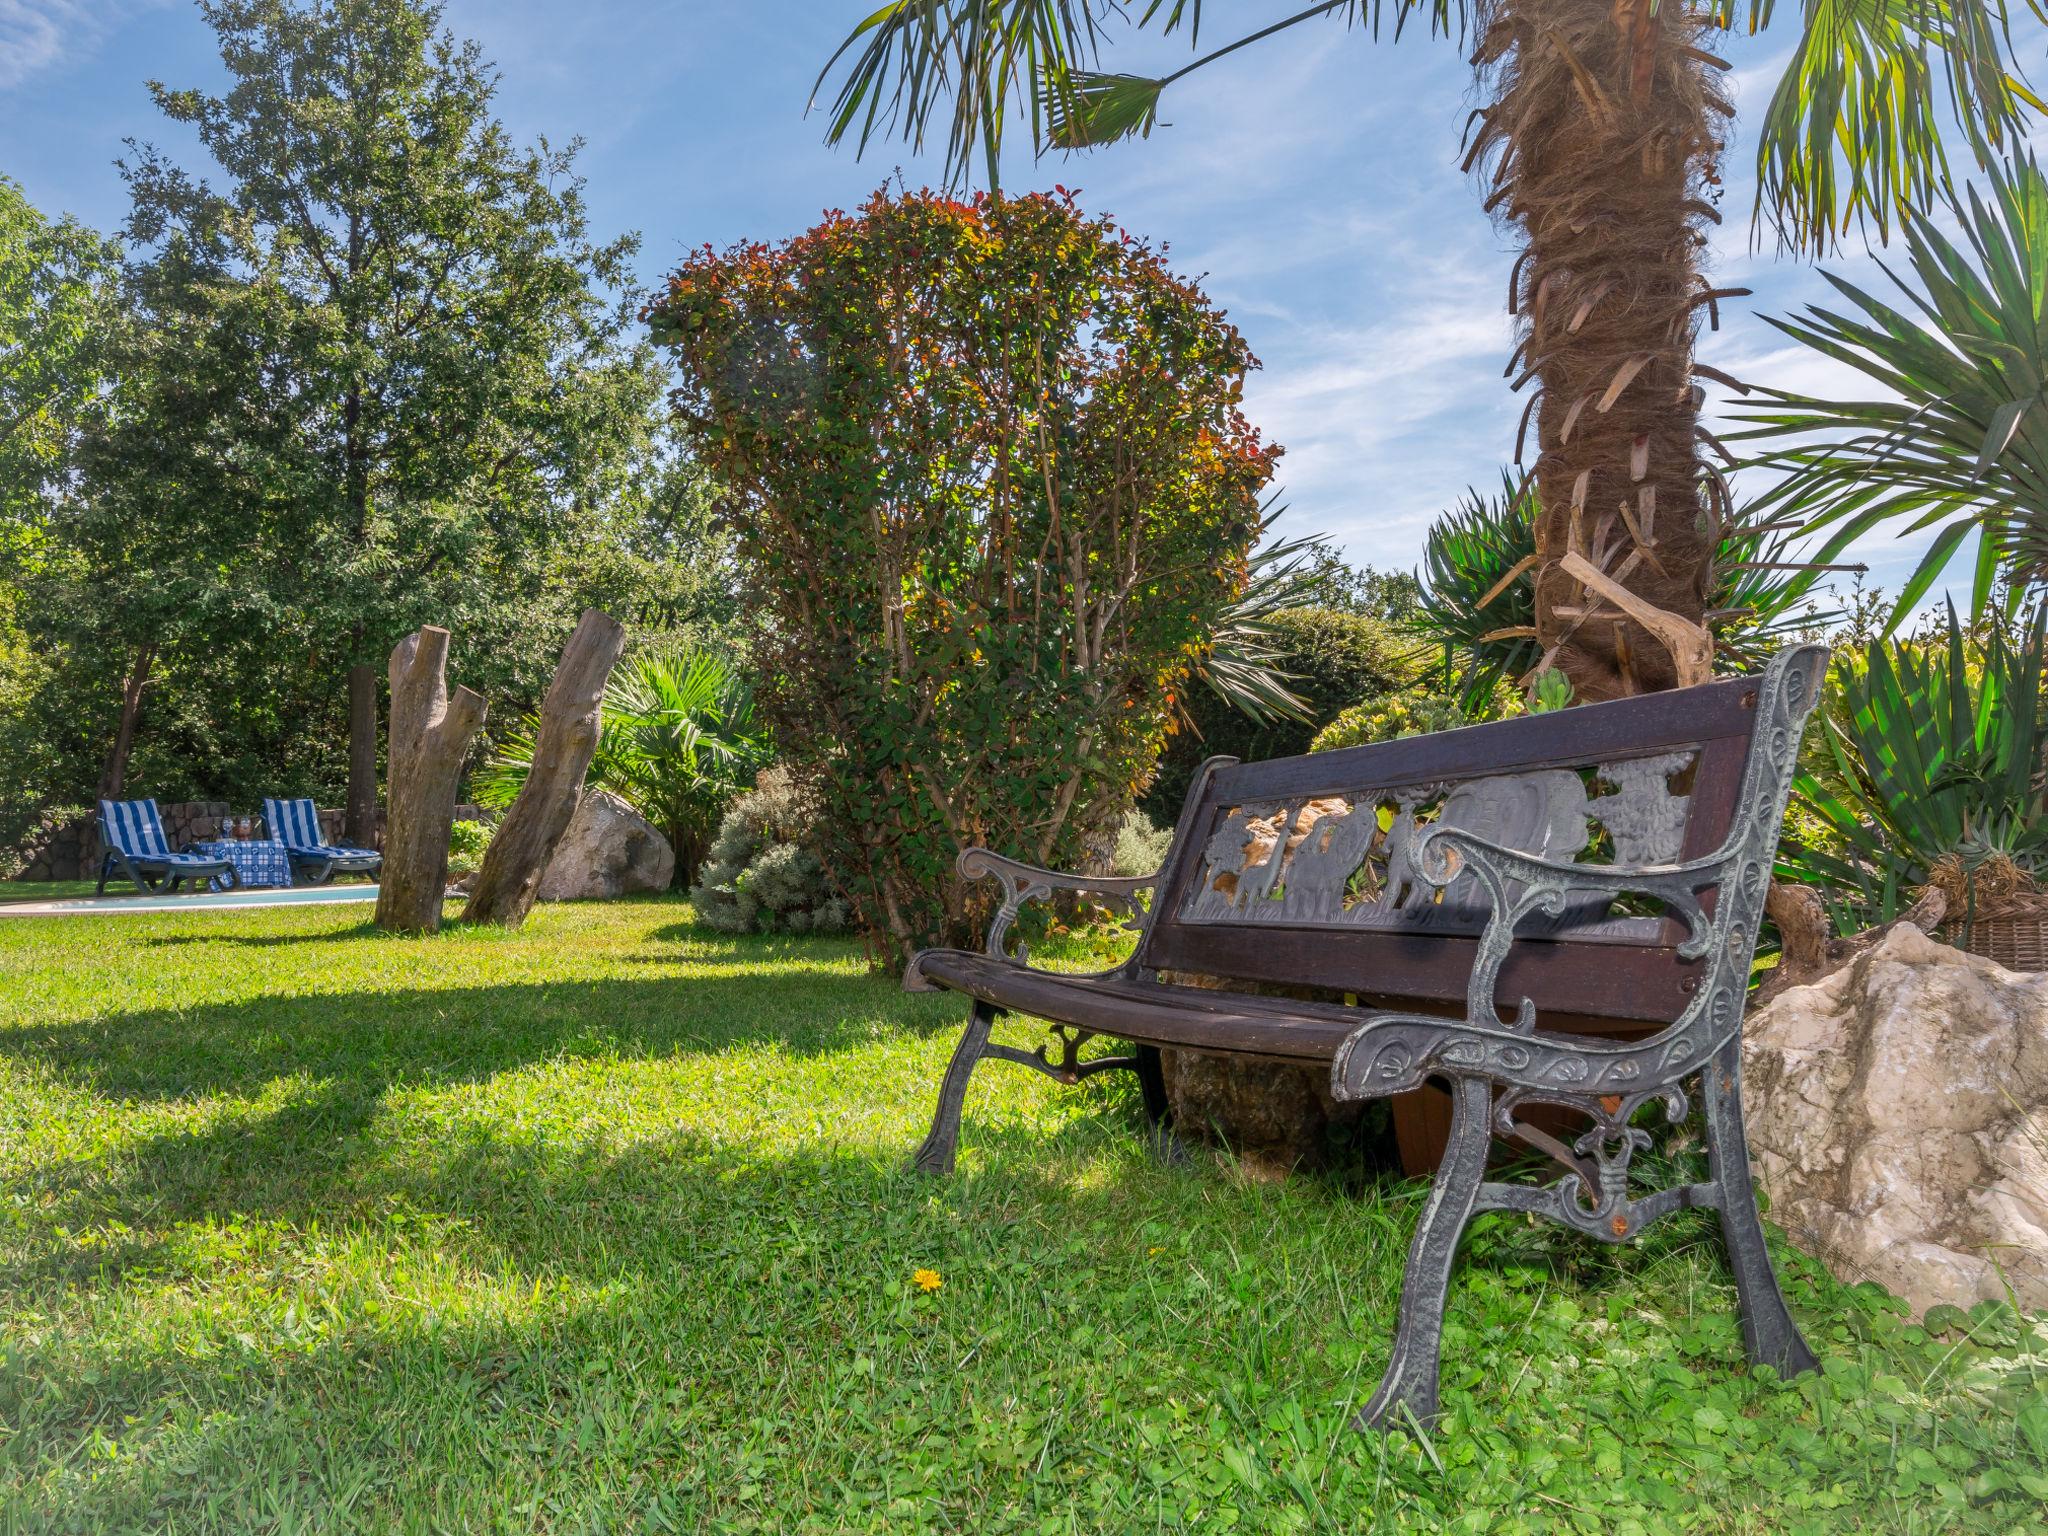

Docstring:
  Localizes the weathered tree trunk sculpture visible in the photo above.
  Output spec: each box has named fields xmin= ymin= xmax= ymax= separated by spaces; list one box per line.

xmin=462 ymin=609 xmax=627 ymax=928
xmin=375 ymin=626 xmax=486 ymax=935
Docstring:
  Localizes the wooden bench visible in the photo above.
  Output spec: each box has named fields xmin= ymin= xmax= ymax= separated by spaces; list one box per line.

xmin=904 ymin=645 xmax=1827 ymax=1430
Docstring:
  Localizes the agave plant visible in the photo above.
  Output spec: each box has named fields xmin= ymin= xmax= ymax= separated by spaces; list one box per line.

xmin=1411 ymin=473 xmax=1833 ymax=709
xmin=1784 ymin=603 xmax=2048 ymax=927
xmin=476 ymin=648 xmax=766 ymax=884
xmin=1736 ymin=155 xmax=2048 ymax=626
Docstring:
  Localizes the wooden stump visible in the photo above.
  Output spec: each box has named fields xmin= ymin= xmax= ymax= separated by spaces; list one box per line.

xmin=463 ymin=609 xmax=627 ymax=928
xmin=375 ymin=627 xmax=486 ymax=935
xmin=1751 ymin=879 xmax=1948 ymax=1007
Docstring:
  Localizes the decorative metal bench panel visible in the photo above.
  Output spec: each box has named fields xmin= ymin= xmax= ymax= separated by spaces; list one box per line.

xmin=903 ymin=645 xmax=1828 ymax=1431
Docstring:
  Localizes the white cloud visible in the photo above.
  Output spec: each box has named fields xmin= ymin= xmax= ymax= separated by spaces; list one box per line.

xmin=0 ymin=0 xmax=154 ymax=89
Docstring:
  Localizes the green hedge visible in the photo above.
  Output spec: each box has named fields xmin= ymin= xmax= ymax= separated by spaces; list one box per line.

xmin=1141 ymin=609 xmax=1418 ymax=819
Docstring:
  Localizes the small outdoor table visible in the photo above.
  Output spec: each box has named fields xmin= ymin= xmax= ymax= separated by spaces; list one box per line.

xmin=191 ymin=839 xmax=295 ymax=891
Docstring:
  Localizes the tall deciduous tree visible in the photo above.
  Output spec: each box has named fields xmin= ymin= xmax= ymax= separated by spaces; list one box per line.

xmin=816 ymin=0 xmax=2048 ymax=699
xmin=0 ymin=178 xmax=120 ymax=535
xmin=121 ymin=0 xmax=660 ymax=840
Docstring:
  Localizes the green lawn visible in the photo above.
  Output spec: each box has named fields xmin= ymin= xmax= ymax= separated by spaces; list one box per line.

xmin=0 ymin=899 xmax=2041 ymax=1533
xmin=0 ymin=880 xmax=103 ymax=905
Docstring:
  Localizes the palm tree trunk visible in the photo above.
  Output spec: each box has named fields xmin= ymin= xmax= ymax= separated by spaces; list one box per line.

xmin=1472 ymin=0 xmax=1728 ymax=700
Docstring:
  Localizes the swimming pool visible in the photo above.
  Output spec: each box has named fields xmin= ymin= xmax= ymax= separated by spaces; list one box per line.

xmin=0 ymin=885 xmax=381 ymax=918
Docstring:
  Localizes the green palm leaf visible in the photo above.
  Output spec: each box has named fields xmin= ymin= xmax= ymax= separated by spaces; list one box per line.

xmin=474 ymin=646 xmax=766 ymax=884
xmin=1782 ymin=600 xmax=2048 ymax=923
xmin=1738 ymin=0 xmax=2048 ymax=254
xmin=1734 ymin=153 xmax=2048 ymax=626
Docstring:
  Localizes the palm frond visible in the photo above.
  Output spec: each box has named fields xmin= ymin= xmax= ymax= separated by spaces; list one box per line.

xmin=475 ymin=646 xmax=766 ymax=883
xmin=1738 ymin=0 xmax=2048 ymax=255
xmin=1046 ymin=70 xmax=1167 ymax=148
xmin=1732 ymin=153 xmax=2048 ymax=626
xmin=1193 ymin=496 xmax=1327 ymax=725
xmin=815 ymin=0 xmax=1421 ymax=187
xmin=1408 ymin=470 xmax=1542 ymax=711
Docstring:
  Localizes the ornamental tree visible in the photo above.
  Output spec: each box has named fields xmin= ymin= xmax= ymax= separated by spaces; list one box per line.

xmin=648 ymin=188 xmax=1277 ymax=963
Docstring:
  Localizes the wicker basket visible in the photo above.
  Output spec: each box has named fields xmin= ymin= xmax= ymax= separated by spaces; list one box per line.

xmin=1943 ymin=890 xmax=2048 ymax=972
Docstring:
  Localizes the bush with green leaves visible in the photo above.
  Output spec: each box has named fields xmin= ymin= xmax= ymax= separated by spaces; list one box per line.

xmin=1142 ymin=607 xmax=1416 ymax=819
xmin=649 ymin=188 xmax=1275 ymax=963
xmin=446 ymin=819 xmax=492 ymax=875
xmin=1110 ymin=808 xmax=1174 ymax=878
xmin=1783 ymin=602 xmax=2047 ymax=927
xmin=689 ymin=768 xmax=851 ymax=935
xmin=1310 ymin=691 xmax=1480 ymax=753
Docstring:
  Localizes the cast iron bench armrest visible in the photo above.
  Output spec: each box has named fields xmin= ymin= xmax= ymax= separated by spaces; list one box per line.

xmin=1327 ymin=816 xmax=1755 ymax=1109
xmin=954 ymin=847 xmax=1158 ymax=965
xmin=1411 ymin=821 xmax=1729 ymax=959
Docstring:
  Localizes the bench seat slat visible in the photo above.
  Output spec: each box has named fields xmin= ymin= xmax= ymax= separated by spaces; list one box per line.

xmin=912 ymin=949 xmax=1366 ymax=1061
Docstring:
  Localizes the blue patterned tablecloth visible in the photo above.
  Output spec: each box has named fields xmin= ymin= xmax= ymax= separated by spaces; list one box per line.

xmin=191 ymin=839 xmax=295 ymax=890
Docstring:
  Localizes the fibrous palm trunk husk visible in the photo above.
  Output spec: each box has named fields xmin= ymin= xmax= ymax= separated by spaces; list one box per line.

xmin=1471 ymin=0 xmax=1733 ymax=700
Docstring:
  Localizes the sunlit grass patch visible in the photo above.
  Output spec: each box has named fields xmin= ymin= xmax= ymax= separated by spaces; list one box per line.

xmin=0 ymin=897 xmax=2042 ymax=1532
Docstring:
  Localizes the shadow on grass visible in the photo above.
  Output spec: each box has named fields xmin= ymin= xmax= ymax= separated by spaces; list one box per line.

xmin=0 ymin=1120 xmax=1460 ymax=1533
xmin=0 ymin=956 xmax=952 ymax=1100
xmin=139 ymin=922 xmax=387 ymax=948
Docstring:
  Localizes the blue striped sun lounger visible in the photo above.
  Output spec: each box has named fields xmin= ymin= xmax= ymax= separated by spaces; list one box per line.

xmin=96 ymin=798 xmax=239 ymax=895
xmin=262 ymin=797 xmax=382 ymax=885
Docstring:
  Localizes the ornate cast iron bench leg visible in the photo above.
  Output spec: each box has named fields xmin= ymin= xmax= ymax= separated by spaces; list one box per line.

xmin=912 ymin=1001 xmax=999 ymax=1176
xmin=911 ymin=1006 xmax=1186 ymax=1176
xmin=1702 ymin=1037 xmax=1819 ymax=1378
xmin=1357 ymin=1075 xmax=1492 ymax=1432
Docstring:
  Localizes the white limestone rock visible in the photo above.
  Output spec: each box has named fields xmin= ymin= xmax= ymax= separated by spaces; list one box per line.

xmin=536 ymin=790 xmax=674 ymax=901
xmin=1742 ymin=922 xmax=2048 ymax=1317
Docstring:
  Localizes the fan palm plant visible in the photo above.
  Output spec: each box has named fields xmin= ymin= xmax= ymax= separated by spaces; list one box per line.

xmin=817 ymin=0 xmax=2047 ymax=701
xmin=475 ymin=648 xmax=766 ymax=884
xmin=1412 ymin=471 xmax=1837 ymax=708
xmin=1191 ymin=498 xmax=1325 ymax=726
xmin=1736 ymin=154 xmax=2048 ymax=626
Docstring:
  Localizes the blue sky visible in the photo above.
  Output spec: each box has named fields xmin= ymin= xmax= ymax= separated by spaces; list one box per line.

xmin=4 ymin=0 xmax=2035 ymax=601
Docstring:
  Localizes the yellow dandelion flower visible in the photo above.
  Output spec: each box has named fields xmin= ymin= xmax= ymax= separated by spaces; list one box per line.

xmin=913 ymin=1268 xmax=943 ymax=1293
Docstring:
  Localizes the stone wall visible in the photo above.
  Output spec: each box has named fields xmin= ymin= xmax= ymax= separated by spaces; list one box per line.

xmin=14 ymin=801 xmax=491 ymax=882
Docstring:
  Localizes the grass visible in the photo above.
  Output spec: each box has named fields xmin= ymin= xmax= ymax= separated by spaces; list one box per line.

xmin=0 ymin=898 xmax=2042 ymax=1533
xmin=0 ymin=880 xmax=103 ymax=905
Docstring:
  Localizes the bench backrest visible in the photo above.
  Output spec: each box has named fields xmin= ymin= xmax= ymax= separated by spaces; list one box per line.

xmin=1136 ymin=651 xmax=1820 ymax=1026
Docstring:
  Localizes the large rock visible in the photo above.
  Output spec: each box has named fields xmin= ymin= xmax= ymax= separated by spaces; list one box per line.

xmin=536 ymin=790 xmax=674 ymax=901
xmin=1743 ymin=923 xmax=2048 ymax=1317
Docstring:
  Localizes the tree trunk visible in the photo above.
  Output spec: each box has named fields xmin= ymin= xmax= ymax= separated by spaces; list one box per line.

xmin=1472 ymin=0 xmax=1726 ymax=701
xmin=97 ymin=643 xmax=156 ymax=801
xmin=462 ymin=609 xmax=626 ymax=927
xmin=375 ymin=626 xmax=486 ymax=935
xmin=346 ymin=661 xmax=379 ymax=846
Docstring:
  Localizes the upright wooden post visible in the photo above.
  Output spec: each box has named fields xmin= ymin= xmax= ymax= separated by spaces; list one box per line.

xmin=375 ymin=626 xmax=486 ymax=934
xmin=462 ymin=609 xmax=627 ymax=928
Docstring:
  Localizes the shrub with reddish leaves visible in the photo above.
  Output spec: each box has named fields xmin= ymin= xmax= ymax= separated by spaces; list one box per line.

xmin=647 ymin=187 xmax=1276 ymax=962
